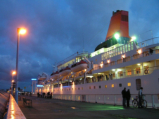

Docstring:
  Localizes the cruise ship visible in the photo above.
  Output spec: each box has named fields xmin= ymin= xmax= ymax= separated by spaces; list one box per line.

xmin=36 ymin=10 xmax=159 ymax=107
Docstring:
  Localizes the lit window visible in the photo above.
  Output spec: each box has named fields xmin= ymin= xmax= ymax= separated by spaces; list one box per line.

xmin=78 ymin=96 xmax=80 ymax=100
xmin=111 ymin=84 xmax=114 ymax=88
xmin=89 ymin=86 xmax=91 ymax=89
xmin=100 ymin=62 xmax=103 ymax=67
xmin=127 ymin=69 xmax=132 ymax=75
xmin=128 ymin=83 xmax=131 ymax=86
xmin=136 ymin=67 xmax=140 ymax=74
xmin=105 ymin=85 xmax=107 ymax=88
xmin=113 ymin=73 xmax=115 ymax=78
xmin=81 ymin=87 xmax=83 ymax=90
xmin=119 ymin=71 xmax=123 ymax=76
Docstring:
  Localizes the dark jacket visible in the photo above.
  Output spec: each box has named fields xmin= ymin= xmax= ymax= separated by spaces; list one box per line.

xmin=126 ymin=90 xmax=131 ymax=100
xmin=122 ymin=89 xmax=126 ymax=98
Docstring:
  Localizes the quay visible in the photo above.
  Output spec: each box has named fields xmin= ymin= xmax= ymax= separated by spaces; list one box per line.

xmin=15 ymin=96 xmax=159 ymax=119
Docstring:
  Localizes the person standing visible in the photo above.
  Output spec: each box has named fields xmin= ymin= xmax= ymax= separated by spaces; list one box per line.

xmin=126 ymin=89 xmax=131 ymax=107
xmin=122 ymin=88 xmax=126 ymax=107
xmin=138 ymin=87 xmax=143 ymax=108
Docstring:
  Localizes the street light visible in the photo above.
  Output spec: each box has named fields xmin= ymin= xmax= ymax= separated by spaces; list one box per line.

xmin=15 ymin=28 xmax=27 ymax=103
xmin=31 ymin=78 xmax=37 ymax=94
xmin=11 ymin=71 xmax=16 ymax=95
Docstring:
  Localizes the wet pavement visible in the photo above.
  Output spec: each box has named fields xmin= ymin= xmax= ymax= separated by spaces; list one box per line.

xmin=18 ymin=96 xmax=159 ymax=119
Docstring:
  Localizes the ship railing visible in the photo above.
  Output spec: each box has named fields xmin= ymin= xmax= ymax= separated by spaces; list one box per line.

xmin=94 ymin=48 xmax=159 ymax=71
xmin=137 ymin=37 xmax=159 ymax=48
xmin=56 ymin=51 xmax=89 ymax=66
xmin=90 ymin=37 xmax=159 ymax=60
xmin=53 ymin=66 xmax=159 ymax=86
xmin=91 ymin=66 xmax=159 ymax=82
xmin=52 ymin=66 xmax=158 ymax=86
xmin=112 ymin=66 xmax=159 ymax=80
xmin=90 ymin=41 xmax=135 ymax=58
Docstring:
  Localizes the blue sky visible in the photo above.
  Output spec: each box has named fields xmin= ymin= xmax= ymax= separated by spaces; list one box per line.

xmin=0 ymin=0 xmax=159 ymax=91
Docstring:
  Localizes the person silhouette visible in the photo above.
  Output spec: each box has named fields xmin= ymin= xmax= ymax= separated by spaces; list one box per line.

xmin=121 ymin=88 xmax=126 ymax=107
xmin=126 ymin=89 xmax=131 ymax=107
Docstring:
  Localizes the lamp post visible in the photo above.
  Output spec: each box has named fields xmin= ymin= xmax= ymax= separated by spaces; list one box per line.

xmin=15 ymin=28 xmax=26 ymax=103
xmin=31 ymin=78 xmax=37 ymax=94
xmin=11 ymin=71 xmax=16 ymax=95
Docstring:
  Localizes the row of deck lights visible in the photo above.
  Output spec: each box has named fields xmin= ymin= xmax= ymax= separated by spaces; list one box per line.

xmin=100 ymin=49 xmax=142 ymax=68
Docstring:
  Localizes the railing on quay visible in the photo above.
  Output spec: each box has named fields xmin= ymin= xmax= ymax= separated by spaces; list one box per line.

xmin=105 ymin=94 xmax=159 ymax=108
xmin=7 ymin=94 xmax=26 ymax=119
xmin=53 ymin=93 xmax=159 ymax=108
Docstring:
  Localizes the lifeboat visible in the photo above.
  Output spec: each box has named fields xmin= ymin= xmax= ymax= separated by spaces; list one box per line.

xmin=59 ymin=66 xmax=71 ymax=76
xmin=71 ymin=60 xmax=87 ymax=72
xmin=50 ymin=71 xmax=59 ymax=79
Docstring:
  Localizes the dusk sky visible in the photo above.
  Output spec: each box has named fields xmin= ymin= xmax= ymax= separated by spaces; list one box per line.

xmin=0 ymin=0 xmax=159 ymax=91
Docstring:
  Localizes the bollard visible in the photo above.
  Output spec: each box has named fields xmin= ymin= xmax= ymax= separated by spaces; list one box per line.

xmin=151 ymin=95 xmax=155 ymax=108
xmin=114 ymin=95 xmax=116 ymax=106
xmin=104 ymin=95 xmax=106 ymax=104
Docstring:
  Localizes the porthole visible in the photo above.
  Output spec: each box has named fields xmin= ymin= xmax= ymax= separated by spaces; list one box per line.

xmin=119 ymin=83 xmax=122 ymax=87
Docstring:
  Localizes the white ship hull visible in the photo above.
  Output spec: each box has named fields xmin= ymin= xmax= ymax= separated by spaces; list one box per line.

xmin=36 ymin=10 xmax=159 ymax=108
xmin=52 ymin=68 xmax=159 ymax=107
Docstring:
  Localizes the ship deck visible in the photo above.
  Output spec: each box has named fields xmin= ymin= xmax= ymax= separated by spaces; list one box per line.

xmin=18 ymin=96 xmax=159 ymax=119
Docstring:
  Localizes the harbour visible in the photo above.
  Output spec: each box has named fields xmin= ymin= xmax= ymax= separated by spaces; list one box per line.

xmin=1 ymin=1 xmax=159 ymax=119
xmin=18 ymin=95 xmax=159 ymax=119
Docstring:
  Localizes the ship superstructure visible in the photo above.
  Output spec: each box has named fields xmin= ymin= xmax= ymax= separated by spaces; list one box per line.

xmin=37 ymin=10 xmax=159 ymax=107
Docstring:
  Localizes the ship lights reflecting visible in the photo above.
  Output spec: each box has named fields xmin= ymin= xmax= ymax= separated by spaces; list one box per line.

xmin=60 ymin=84 xmax=63 ymax=90
xmin=131 ymin=36 xmax=136 ymax=41
xmin=100 ymin=62 xmax=103 ymax=67
xmin=122 ymin=54 xmax=125 ymax=58
xmin=114 ymin=32 xmax=120 ymax=40
xmin=137 ymin=49 xmax=142 ymax=54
